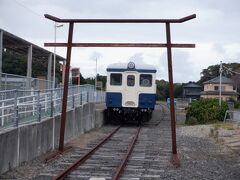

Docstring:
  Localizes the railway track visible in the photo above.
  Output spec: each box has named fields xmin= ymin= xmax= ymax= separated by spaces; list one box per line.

xmin=37 ymin=104 xmax=170 ymax=179
xmin=51 ymin=126 xmax=140 ymax=180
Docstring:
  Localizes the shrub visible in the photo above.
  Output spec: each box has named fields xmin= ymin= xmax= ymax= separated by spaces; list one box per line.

xmin=185 ymin=116 xmax=198 ymax=125
xmin=234 ymin=101 xmax=240 ymax=109
xmin=185 ymin=99 xmax=228 ymax=125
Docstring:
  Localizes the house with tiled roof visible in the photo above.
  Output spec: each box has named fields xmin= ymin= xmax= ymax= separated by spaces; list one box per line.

xmin=200 ymin=76 xmax=238 ymax=101
xmin=183 ymin=83 xmax=202 ymax=99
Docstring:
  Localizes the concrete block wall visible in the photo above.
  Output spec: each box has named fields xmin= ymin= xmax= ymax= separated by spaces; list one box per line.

xmin=0 ymin=128 xmax=18 ymax=174
xmin=0 ymin=102 xmax=105 ymax=174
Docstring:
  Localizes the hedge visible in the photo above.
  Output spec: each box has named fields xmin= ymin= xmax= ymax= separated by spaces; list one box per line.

xmin=185 ymin=99 xmax=228 ymax=125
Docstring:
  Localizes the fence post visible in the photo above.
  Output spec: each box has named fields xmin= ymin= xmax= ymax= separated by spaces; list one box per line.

xmin=87 ymin=92 xmax=89 ymax=103
xmin=33 ymin=91 xmax=36 ymax=116
xmin=38 ymin=104 xmax=41 ymax=122
xmin=1 ymin=102 xmax=4 ymax=126
xmin=14 ymin=90 xmax=19 ymax=127
xmin=37 ymin=90 xmax=41 ymax=122
xmin=80 ymin=93 xmax=82 ymax=105
xmin=50 ymin=89 xmax=53 ymax=117
xmin=72 ymin=86 xmax=75 ymax=108
xmin=44 ymin=94 xmax=47 ymax=112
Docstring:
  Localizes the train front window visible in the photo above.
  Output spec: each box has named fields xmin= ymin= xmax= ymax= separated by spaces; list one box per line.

xmin=127 ymin=75 xmax=135 ymax=86
xmin=140 ymin=74 xmax=152 ymax=87
xmin=110 ymin=73 xmax=122 ymax=86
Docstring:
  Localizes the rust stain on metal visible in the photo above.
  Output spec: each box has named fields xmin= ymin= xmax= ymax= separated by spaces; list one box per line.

xmin=44 ymin=14 xmax=196 ymax=23
xmin=172 ymin=153 xmax=181 ymax=167
xmin=166 ymin=22 xmax=177 ymax=156
xmin=58 ymin=22 xmax=74 ymax=152
xmin=44 ymin=42 xmax=195 ymax=48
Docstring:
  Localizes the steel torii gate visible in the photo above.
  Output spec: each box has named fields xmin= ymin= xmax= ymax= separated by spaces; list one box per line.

xmin=44 ymin=14 xmax=196 ymax=166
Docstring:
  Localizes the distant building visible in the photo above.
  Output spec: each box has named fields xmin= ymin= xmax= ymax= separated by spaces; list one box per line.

xmin=183 ymin=83 xmax=202 ymax=99
xmin=71 ymin=68 xmax=80 ymax=85
xmin=200 ymin=76 xmax=238 ymax=101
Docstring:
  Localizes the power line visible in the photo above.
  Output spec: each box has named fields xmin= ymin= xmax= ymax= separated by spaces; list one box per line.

xmin=222 ymin=65 xmax=240 ymax=75
xmin=12 ymin=0 xmax=43 ymax=18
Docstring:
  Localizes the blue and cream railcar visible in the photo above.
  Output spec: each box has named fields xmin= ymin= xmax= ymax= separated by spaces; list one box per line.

xmin=105 ymin=61 xmax=157 ymax=123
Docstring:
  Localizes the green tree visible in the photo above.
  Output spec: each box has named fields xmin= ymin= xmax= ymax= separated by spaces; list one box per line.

xmin=83 ymin=75 xmax=107 ymax=90
xmin=174 ymin=83 xmax=183 ymax=98
xmin=3 ymin=51 xmax=27 ymax=76
xmin=156 ymin=80 xmax=182 ymax=100
xmin=198 ymin=63 xmax=240 ymax=88
xmin=156 ymin=79 xmax=169 ymax=100
xmin=3 ymin=51 xmax=62 ymax=82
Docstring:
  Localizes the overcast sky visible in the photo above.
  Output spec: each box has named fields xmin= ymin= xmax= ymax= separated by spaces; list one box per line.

xmin=1 ymin=0 xmax=240 ymax=82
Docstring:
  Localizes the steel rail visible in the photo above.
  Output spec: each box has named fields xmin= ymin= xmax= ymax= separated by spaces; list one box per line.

xmin=53 ymin=126 xmax=121 ymax=180
xmin=44 ymin=14 xmax=196 ymax=23
xmin=113 ymin=126 xmax=141 ymax=180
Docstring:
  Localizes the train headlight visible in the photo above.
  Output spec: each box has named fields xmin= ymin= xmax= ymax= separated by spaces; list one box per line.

xmin=128 ymin=61 xmax=135 ymax=69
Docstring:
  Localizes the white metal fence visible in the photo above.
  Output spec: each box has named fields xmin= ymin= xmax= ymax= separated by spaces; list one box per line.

xmin=0 ymin=72 xmax=54 ymax=90
xmin=0 ymin=84 xmax=105 ymax=130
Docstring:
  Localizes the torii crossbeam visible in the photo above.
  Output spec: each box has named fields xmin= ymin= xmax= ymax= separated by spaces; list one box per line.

xmin=44 ymin=14 xmax=196 ymax=166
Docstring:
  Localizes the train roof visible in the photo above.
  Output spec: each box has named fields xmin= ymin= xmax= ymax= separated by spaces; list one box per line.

xmin=107 ymin=62 xmax=157 ymax=73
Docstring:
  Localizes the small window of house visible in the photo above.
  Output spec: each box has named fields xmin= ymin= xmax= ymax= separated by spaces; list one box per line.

xmin=140 ymin=74 xmax=152 ymax=87
xmin=110 ymin=73 xmax=122 ymax=86
xmin=214 ymin=86 xmax=219 ymax=91
xmin=127 ymin=75 xmax=135 ymax=86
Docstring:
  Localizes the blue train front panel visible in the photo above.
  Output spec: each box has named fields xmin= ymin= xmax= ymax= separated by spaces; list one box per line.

xmin=138 ymin=93 xmax=156 ymax=109
xmin=106 ymin=92 xmax=122 ymax=108
xmin=106 ymin=92 xmax=156 ymax=109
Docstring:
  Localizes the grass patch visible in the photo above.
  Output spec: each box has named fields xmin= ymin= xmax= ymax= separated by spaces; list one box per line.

xmin=213 ymin=122 xmax=235 ymax=130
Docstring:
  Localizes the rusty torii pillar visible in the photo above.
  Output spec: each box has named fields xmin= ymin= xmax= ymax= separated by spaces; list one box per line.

xmin=44 ymin=14 xmax=196 ymax=166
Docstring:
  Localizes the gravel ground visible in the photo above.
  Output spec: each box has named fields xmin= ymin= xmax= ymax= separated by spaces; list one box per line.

xmin=0 ymin=106 xmax=240 ymax=179
xmin=176 ymin=125 xmax=240 ymax=180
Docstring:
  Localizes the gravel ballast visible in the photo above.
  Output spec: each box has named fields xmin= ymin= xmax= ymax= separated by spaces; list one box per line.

xmin=0 ymin=105 xmax=239 ymax=179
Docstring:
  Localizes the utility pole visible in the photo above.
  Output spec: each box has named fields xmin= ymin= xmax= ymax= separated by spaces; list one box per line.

xmin=53 ymin=23 xmax=63 ymax=89
xmin=95 ymin=57 xmax=98 ymax=102
xmin=219 ymin=61 xmax=223 ymax=106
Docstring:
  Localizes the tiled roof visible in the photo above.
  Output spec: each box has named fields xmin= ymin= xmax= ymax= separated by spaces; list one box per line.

xmin=183 ymin=83 xmax=201 ymax=88
xmin=203 ymin=76 xmax=233 ymax=84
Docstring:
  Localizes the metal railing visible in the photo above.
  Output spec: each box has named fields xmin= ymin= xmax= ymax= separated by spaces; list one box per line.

xmin=0 ymin=84 xmax=105 ymax=130
xmin=0 ymin=72 xmax=54 ymax=90
xmin=224 ymin=110 xmax=240 ymax=123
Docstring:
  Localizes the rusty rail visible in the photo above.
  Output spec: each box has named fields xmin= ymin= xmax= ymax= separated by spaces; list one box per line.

xmin=113 ymin=126 xmax=141 ymax=180
xmin=53 ymin=126 xmax=121 ymax=180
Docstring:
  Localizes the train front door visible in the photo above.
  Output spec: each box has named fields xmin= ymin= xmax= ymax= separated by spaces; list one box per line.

xmin=122 ymin=72 xmax=138 ymax=108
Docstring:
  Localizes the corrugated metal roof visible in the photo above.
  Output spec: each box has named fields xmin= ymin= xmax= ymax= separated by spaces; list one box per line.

xmin=0 ymin=28 xmax=65 ymax=62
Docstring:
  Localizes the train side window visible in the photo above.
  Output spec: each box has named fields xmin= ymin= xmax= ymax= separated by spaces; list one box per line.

xmin=140 ymin=74 xmax=152 ymax=87
xmin=127 ymin=75 xmax=135 ymax=86
xmin=110 ymin=73 xmax=122 ymax=86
